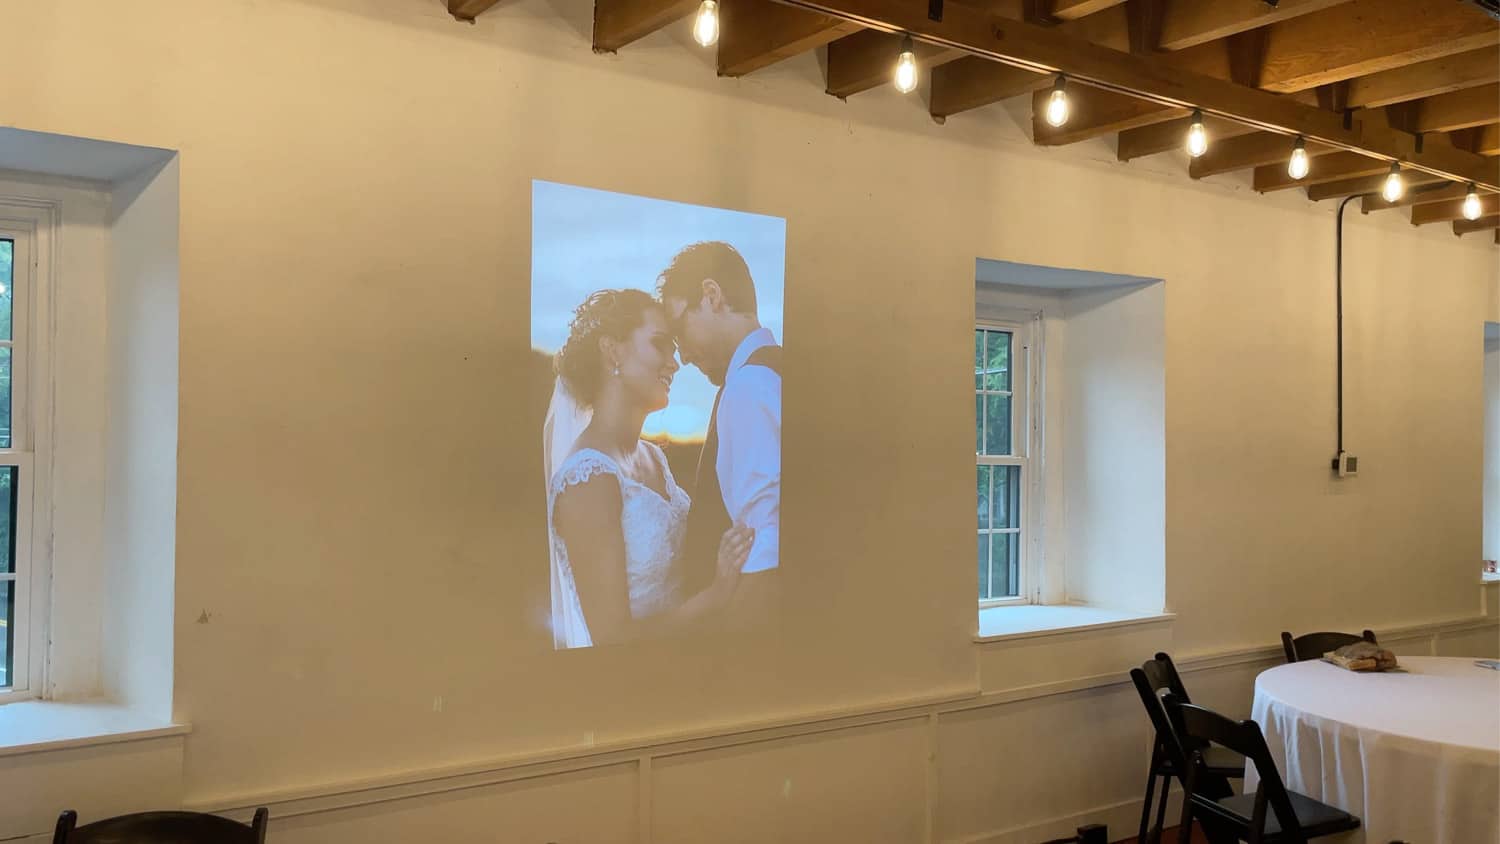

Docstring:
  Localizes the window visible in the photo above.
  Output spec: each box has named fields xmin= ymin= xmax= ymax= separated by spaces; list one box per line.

xmin=974 ymin=263 xmax=1165 ymax=616
xmin=0 ymin=211 xmax=42 ymax=700
xmin=975 ymin=318 xmax=1035 ymax=605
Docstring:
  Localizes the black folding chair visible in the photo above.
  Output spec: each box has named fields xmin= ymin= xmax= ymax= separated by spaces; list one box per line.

xmin=1166 ymin=697 xmax=1359 ymax=844
xmin=1279 ymin=629 xmax=1376 ymax=663
xmin=54 ymin=809 xmax=269 ymax=844
xmin=1130 ymin=654 xmax=1243 ymax=844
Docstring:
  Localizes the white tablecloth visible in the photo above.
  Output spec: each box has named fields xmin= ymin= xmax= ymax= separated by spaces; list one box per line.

xmin=1248 ymin=656 xmax=1500 ymax=844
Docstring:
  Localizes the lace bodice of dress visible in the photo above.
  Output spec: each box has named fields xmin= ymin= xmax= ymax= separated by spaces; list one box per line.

xmin=548 ymin=443 xmax=689 ymax=625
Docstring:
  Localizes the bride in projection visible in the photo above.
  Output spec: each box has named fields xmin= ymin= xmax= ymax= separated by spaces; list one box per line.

xmin=544 ymin=288 xmax=751 ymax=648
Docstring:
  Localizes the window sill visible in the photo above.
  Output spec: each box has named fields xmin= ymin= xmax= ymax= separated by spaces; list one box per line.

xmin=975 ymin=604 xmax=1174 ymax=643
xmin=1482 ymin=572 xmax=1499 ymax=584
xmin=0 ymin=700 xmax=189 ymax=758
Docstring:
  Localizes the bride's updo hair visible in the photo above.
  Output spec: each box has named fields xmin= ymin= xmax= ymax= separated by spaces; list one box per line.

xmin=555 ymin=288 xmax=657 ymax=407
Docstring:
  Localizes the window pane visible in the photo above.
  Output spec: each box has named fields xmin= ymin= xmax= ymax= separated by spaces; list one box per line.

xmin=975 ymin=395 xmax=983 ymax=454
xmin=990 ymin=466 xmax=1020 ymax=529
xmin=0 ymin=467 xmax=13 ymax=575
xmin=985 ymin=330 xmax=1010 ymax=392
xmin=976 ymin=466 xmax=991 ymax=530
xmin=990 ymin=533 xmax=1019 ymax=598
xmin=974 ymin=329 xmax=984 ymax=390
xmin=0 ymin=580 xmax=11 ymax=689
xmin=977 ymin=533 xmax=990 ymax=599
xmin=985 ymin=394 xmax=1011 ymax=455
xmin=0 ymin=346 xmax=10 ymax=449
xmin=0 ymin=239 xmax=12 ymax=342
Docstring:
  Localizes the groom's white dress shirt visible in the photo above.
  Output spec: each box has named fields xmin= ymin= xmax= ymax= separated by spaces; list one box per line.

xmin=716 ymin=327 xmax=781 ymax=574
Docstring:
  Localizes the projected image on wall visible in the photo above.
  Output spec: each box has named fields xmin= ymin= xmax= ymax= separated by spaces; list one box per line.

xmin=532 ymin=181 xmax=785 ymax=650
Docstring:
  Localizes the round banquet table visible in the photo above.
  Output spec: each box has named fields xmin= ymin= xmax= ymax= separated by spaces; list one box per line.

xmin=1247 ymin=656 xmax=1500 ymax=844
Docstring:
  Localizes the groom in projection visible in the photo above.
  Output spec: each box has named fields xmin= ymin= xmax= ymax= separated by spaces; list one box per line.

xmin=657 ymin=241 xmax=781 ymax=624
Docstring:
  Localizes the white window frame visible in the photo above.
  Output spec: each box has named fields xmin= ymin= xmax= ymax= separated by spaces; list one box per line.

xmin=0 ymin=200 xmax=55 ymax=705
xmin=976 ymin=310 xmax=1043 ymax=607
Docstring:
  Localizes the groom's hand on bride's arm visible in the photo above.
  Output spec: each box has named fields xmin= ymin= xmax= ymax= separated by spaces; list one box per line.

xmin=716 ymin=525 xmax=755 ymax=579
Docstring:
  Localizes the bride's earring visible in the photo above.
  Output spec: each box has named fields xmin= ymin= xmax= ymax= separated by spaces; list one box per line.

xmin=612 ymin=363 xmax=621 ymax=377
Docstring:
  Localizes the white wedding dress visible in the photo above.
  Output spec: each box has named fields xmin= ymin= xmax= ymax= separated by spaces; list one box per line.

xmin=547 ymin=442 xmax=690 ymax=649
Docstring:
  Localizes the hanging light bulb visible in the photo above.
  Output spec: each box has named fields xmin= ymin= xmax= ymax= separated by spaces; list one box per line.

xmin=1287 ymin=136 xmax=1310 ymax=180
xmin=1462 ymin=183 xmax=1483 ymax=221
xmin=692 ymin=0 xmax=719 ymax=47
xmin=893 ymin=35 xmax=918 ymax=94
xmin=1044 ymin=75 xmax=1070 ymax=127
xmin=1186 ymin=109 xmax=1208 ymax=158
xmin=1381 ymin=162 xmax=1404 ymax=203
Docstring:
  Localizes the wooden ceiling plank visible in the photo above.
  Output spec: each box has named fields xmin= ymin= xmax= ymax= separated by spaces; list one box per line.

xmin=1116 ymin=114 xmax=1253 ymax=159
xmin=718 ymin=0 xmax=864 ymax=77
xmin=1050 ymin=0 xmax=1126 ymax=21
xmin=1254 ymin=150 xmax=1389 ymax=191
xmin=1245 ymin=0 xmax=1498 ymax=94
xmin=593 ymin=0 xmax=701 ymax=51
xmin=1414 ymin=83 xmax=1500 ymax=134
xmin=775 ymin=0 xmax=1500 ymax=187
xmin=448 ymin=0 xmax=503 ymax=20
xmin=825 ymin=31 xmax=965 ymax=98
xmin=1043 ymin=0 xmax=1499 ymax=144
xmin=1306 ymin=169 xmax=1446 ymax=200
xmin=1457 ymin=123 xmax=1500 ymax=156
xmin=1344 ymin=46 xmax=1500 ymax=109
xmin=1156 ymin=0 xmax=1354 ymax=51
xmin=1411 ymin=193 xmax=1500 ymax=225
xmin=1188 ymin=131 xmax=1337 ymax=178
xmin=928 ymin=0 xmax=1336 ymax=120
xmin=1453 ymin=214 xmax=1500 ymax=235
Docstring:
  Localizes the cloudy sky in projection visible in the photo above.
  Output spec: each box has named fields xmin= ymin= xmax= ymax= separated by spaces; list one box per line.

xmin=531 ymin=180 xmax=786 ymax=441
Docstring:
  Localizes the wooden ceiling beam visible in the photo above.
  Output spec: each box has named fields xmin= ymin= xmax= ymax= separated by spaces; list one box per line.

xmin=1411 ymin=193 xmax=1499 ymax=225
xmin=1452 ymin=123 xmax=1500 ymax=156
xmin=929 ymin=5 xmax=1128 ymax=115
xmin=774 ymin=0 xmax=1500 ymax=188
xmin=448 ymin=0 xmax=503 ymax=20
xmin=1116 ymin=114 xmax=1254 ymax=160
xmin=1305 ymin=169 xmax=1446 ymax=200
xmin=825 ymin=31 xmax=965 ymax=98
xmin=928 ymin=0 xmax=1349 ymax=119
xmin=1254 ymin=151 xmax=1390 ymax=191
xmin=1033 ymin=84 xmax=1189 ymax=145
xmin=1156 ymin=0 xmax=1354 ymax=51
xmin=931 ymin=60 xmax=1044 ymax=118
xmin=1360 ymin=180 xmax=1467 ymax=212
xmin=1343 ymin=46 xmax=1500 ymax=109
xmin=1050 ymin=0 xmax=1126 ymax=21
xmin=1453 ymin=214 xmax=1500 ymax=235
xmin=1188 ymin=131 xmax=1338 ymax=178
xmin=1038 ymin=0 xmax=1499 ymax=144
xmin=1239 ymin=0 xmax=1498 ymax=94
xmin=592 ymin=0 xmax=700 ymax=51
xmin=1412 ymin=83 xmax=1500 ymax=134
xmin=823 ymin=0 xmax=1032 ymax=97
xmin=718 ymin=0 xmax=863 ymax=77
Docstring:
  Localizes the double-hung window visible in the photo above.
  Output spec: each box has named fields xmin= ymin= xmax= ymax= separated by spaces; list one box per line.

xmin=0 ymin=209 xmax=42 ymax=700
xmin=975 ymin=318 xmax=1034 ymax=605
